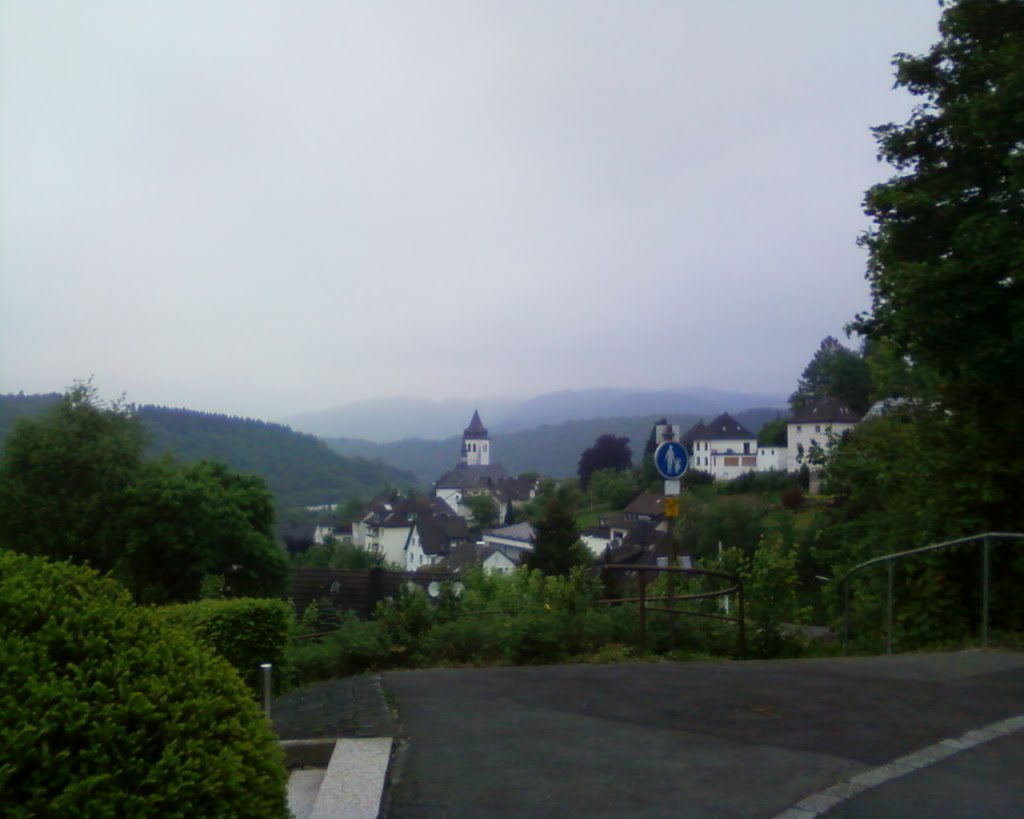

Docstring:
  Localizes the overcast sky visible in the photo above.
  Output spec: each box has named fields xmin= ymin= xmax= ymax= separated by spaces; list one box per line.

xmin=0 ymin=1 xmax=943 ymax=420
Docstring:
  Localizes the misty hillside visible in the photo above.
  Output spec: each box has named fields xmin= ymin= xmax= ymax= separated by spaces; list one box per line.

xmin=282 ymin=387 xmax=788 ymax=442
xmin=324 ymin=407 xmax=784 ymax=483
xmin=0 ymin=394 xmax=415 ymax=509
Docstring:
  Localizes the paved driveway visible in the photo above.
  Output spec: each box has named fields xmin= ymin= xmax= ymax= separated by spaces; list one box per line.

xmin=381 ymin=650 xmax=1024 ymax=818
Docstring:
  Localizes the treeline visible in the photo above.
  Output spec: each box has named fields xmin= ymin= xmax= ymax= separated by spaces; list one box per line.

xmin=137 ymin=406 xmax=416 ymax=509
xmin=0 ymin=395 xmax=415 ymax=509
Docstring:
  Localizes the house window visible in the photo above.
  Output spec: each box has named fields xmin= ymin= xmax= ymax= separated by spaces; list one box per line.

xmin=724 ymin=456 xmax=739 ymax=466
xmin=797 ymin=425 xmax=802 ymax=433
xmin=742 ymin=456 xmax=756 ymax=467
xmin=743 ymin=442 xmax=750 ymax=454
xmin=815 ymin=425 xmax=821 ymax=433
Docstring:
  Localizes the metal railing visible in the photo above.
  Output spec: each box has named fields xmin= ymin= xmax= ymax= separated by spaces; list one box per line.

xmin=839 ymin=532 xmax=1024 ymax=654
xmin=601 ymin=565 xmax=745 ymax=658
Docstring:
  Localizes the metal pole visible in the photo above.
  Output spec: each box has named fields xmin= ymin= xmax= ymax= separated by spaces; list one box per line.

xmin=638 ymin=570 xmax=647 ymax=654
xmin=886 ymin=562 xmax=894 ymax=655
xmin=982 ymin=535 xmax=991 ymax=647
xmin=842 ymin=578 xmax=849 ymax=656
xmin=261 ymin=663 xmax=272 ymax=717
xmin=736 ymin=577 xmax=746 ymax=660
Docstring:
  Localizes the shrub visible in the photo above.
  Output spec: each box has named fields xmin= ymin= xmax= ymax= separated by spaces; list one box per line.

xmin=0 ymin=551 xmax=287 ymax=818
xmin=157 ymin=597 xmax=294 ymax=694
xmin=288 ymin=612 xmax=389 ymax=685
xmin=780 ymin=488 xmax=805 ymax=510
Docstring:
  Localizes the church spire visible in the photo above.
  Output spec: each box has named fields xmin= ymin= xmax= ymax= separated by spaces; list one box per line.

xmin=460 ymin=410 xmax=490 ymax=466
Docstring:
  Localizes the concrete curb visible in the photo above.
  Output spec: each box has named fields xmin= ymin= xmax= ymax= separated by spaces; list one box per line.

xmin=284 ymin=738 xmax=394 ymax=819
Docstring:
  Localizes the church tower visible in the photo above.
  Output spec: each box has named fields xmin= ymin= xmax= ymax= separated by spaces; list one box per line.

xmin=460 ymin=410 xmax=490 ymax=466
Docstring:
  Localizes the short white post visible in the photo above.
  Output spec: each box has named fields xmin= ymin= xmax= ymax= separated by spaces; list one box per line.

xmin=260 ymin=663 xmax=272 ymax=717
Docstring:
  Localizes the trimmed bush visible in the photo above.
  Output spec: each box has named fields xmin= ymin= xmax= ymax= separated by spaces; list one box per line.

xmin=289 ymin=612 xmax=389 ymax=684
xmin=0 ymin=551 xmax=288 ymax=818
xmin=158 ymin=597 xmax=294 ymax=693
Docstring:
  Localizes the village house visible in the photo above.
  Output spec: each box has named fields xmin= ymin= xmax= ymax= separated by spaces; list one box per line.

xmin=686 ymin=413 xmax=759 ymax=481
xmin=680 ymin=400 xmax=860 ymax=481
xmin=786 ymin=398 xmax=861 ymax=473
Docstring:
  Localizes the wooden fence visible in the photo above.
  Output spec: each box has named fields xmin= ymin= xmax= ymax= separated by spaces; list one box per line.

xmin=289 ymin=567 xmax=456 ymax=619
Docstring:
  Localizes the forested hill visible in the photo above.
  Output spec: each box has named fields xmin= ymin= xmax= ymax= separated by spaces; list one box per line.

xmin=136 ymin=406 xmax=415 ymax=508
xmin=325 ymin=407 xmax=782 ymax=484
xmin=0 ymin=395 xmax=415 ymax=509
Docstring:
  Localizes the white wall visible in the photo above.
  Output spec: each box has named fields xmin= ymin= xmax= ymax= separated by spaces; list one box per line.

xmin=786 ymin=421 xmax=857 ymax=473
xmin=756 ymin=446 xmax=787 ymax=472
xmin=694 ymin=436 xmax=757 ymax=480
xmin=378 ymin=524 xmax=413 ymax=567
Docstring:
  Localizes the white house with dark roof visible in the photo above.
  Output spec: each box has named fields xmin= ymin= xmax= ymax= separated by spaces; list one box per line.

xmin=403 ymin=514 xmax=473 ymax=571
xmin=481 ymin=521 xmax=535 ymax=562
xmin=786 ymin=399 xmax=861 ymax=473
xmin=687 ymin=413 xmax=759 ymax=480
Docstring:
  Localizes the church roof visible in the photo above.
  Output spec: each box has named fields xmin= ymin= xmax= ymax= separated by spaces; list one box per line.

xmin=463 ymin=410 xmax=488 ymax=439
xmin=436 ymin=463 xmax=509 ymax=489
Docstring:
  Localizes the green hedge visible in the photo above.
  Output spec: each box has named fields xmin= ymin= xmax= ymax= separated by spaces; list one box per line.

xmin=0 ymin=551 xmax=288 ymax=818
xmin=158 ymin=597 xmax=294 ymax=693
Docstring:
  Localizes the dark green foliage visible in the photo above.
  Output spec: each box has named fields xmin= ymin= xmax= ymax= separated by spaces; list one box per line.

xmin=577 ymin=434 xmax=632 ymax=490
xmin=139 ymin=405 xmax=415 ymax=508
xmin=157 ymin=598 xmax=295 ymax=694
xmin=843 ymin=0 xmax=1024 ymax=537
xmin=717 ymin=470 xmax=798 ymax=496
xmin=586 ymin=468 xmax=640 ymax=509
xmin=0 ymin=392 xmax=60 ymax=441
xmin=0 ymin=384 xmax=288 ymax=604
xmin=0 ymin=552 xmax=288 ymax=818
xmin=682 ymin=469 xmax=714 ymax=487
xmin=121 ymin=459 xmax=289 ymax=603
xmin=0 ymin=384 xmax=146 ymax=572
xmin=757 ymin=416 xmax=788 ymax=447
xmin=288 ymin=612 xmax=390 ymax=682
xmin=789 ymin=337 xmax=872 ymax=415
xmin=677 ymin=496 xmax=767 ymax=561
xmin=290 ymin=538 xmax=384 ymax=569
xmin=464 ymin=492 xmax=500 ymax=528
xmin=525 ymin=485 xmax=593 ymax=576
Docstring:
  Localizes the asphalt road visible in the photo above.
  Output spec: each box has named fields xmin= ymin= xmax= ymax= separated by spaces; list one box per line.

xmin=381 ymin=650 xmax=1024 ymax=818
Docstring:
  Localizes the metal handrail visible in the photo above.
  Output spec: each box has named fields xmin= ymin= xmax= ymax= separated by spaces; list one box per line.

xmin=839 ymin=532 xmax=1024 ymax=654
xmin=602 ymin=564 xmax=745 ymax=658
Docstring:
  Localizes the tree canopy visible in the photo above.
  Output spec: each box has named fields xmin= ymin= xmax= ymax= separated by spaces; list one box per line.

xmin=853 ymin=0 xmax=1024 ymax=413
xmin=789 ymin=336 xmax=872 ymax=415
xmin=0 ymin=384 xmax=287 ymax=603
xmin=464 ymin=492 xmax=500 ymax=529
xmin=839 ymin=0 xmax=1024 ymax=535
xmin=577 ymin=434 xmax=632 ymax=490
xmin=524 ymin=484 xmax=591 ymax=576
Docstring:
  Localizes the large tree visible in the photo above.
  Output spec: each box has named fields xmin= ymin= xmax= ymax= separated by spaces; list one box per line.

xmin=846 ymin=0 xmax=1024 ymax=532
xmin=0 ymin=383 xmax=145 ymax=571
xmin=577 ymin=434 xmax=632 ymax=490
xmin=0 ymin=383 xmax=287 ymax=602
xmin=524 ymin=485 xmax=591 ymax=576
xmin=789 ymin=336 xmax=872 ymax=415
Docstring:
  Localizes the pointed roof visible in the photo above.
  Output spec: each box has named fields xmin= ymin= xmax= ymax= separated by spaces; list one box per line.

xmin=697 ymin=413 xmax=756 ymax=441
xmin=463 ymin=410 xmax=488 ymax=439
xmin=680 ymin=420 xmax=706 ymax=447
xmin=788 ymin=398 xmax=861 ymax=424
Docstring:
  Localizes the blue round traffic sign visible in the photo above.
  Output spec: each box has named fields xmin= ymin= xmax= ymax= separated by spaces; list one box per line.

xmin=654 ymin=441 xmax=688 ymax=479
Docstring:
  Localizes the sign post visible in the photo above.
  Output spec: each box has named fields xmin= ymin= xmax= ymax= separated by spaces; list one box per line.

xmin=654 ymin=436 xmax=689 ymax=650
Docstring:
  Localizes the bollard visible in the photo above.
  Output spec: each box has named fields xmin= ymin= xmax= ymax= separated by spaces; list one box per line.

xmin=261 ymin=663 xmax=272 ymax=718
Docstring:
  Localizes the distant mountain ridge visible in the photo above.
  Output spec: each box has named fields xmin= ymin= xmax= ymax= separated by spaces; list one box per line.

xmin=0 ymin=394 xmax=414 ymax=509
xmin=324 ymin=407 xmax=784 ymax=483
xmin=283 ymin=387 xmax=788 ymax=442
